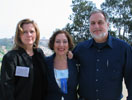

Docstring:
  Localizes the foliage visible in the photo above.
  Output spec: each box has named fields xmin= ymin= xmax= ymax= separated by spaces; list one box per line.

xmin=63 ymin=0 xmax=132 ymax=46
xmin=63 ymin=0 xmax=96 ymax=45
xmin=0 ymin=38 xmax=13 ymax=50
xmin=101 ymin=0 xmax=132 ymax=45
xmin=0 ymin=38 xmax=13 ymax=64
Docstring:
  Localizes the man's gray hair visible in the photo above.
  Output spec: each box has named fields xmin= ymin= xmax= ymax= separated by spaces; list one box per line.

xmin=89 ymin=9 xmax=109 ymax=22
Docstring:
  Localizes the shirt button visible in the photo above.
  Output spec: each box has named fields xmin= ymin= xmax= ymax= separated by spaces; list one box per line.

xmin=4 ymin=82 xmax=8 ymax=85
xmin=96 ymin=69 xmax=99 ymax=71
xmin=96 ymin=89 xmax=99 ymax=92
xmin=96 ymin=79 xmax=98 ymax=82
xmin=97 ymin=49 xmax=101 ymax=52
xmin=97 ymin=59 xmax=100 ymax=62
xmin=97 ymin=99 xmax=99 ymax=100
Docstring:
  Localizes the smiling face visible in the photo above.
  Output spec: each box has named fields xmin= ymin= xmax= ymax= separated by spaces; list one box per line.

xmin=89 ymin=12 xmax=109 ymax=43
xmin=20 ymin=23 xmax=36 ymax=48
xmin=53 ymin=33 xmax=69 ymax=56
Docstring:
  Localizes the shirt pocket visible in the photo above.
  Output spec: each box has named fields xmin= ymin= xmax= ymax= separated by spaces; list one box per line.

xmin=106 ymin=60 xmax=123 ymax=81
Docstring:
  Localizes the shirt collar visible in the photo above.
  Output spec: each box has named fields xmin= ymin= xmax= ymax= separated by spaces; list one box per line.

xmin=107 ymin=34 xmax=113 ymax=48
xmin=88 ymin=34 xmax=113 ymax=48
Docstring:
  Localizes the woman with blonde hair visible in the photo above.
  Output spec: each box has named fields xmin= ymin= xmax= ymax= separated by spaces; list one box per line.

xmin=1 ymin=19 xmax=47 ymax=100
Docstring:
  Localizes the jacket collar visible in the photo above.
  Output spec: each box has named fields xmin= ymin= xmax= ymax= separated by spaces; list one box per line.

xmin=18 ymin=47 xmax=39 ymax=56
xmin=47 ymin=53 xmax=73 ymax=94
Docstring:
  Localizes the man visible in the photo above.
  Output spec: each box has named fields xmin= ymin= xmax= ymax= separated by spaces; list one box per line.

xmin=73 ymin=9 xmax=132 ymax=100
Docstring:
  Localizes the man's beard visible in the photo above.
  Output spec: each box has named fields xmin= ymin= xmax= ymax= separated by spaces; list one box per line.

xmin=91 ymin=32 xmax=107 ymax=40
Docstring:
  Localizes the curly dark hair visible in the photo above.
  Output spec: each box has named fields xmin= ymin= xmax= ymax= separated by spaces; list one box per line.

xmin=48 ymin=30 xmax=74 ymax=51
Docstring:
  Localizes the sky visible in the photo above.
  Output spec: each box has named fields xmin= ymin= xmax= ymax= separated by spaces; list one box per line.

xmin=0 ymin=0 xmax=104 ymax=39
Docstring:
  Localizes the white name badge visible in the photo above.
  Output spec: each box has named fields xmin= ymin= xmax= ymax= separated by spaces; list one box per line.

xmin=54 ymin=69 xmax=68 ymax=79
xmin=15 ymin=66 xmax=30 ymax=77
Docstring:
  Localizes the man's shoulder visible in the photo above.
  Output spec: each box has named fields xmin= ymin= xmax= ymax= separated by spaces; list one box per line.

xmin=73 ymin=39 xmax=92 ymax=53
xmin=111 ymin=36 xmax=131 ymax=49
xmin=77 ymin=39 xmax=92 ymax=47
xmin=112 ymin=36 xmax=130 ymax=45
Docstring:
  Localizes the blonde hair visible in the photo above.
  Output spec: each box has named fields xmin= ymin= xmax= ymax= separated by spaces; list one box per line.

xmin=13 ymin=18 xmax=40 ymax=50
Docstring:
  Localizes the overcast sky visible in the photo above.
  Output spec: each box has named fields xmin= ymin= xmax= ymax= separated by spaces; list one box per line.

xmin=0 ymin=0 xmax=104 ymax=39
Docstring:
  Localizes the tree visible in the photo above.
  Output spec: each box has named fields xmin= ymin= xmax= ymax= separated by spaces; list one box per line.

xmin=64 ymin=0 xmax=132 ymax=45
xmin=101 ymin=0 xmax=132 ymax=44
xmin=63 ymin=0 xmax=96 ymax=45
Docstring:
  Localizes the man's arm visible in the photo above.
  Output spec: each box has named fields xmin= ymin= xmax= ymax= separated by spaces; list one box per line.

xmin=124 ymin=46 xmax=132 ymax=100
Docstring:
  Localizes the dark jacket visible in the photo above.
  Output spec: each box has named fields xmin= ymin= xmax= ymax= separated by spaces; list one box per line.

xmin=45 ymin=54 xmax=78 ymax=100
xmin=0 ymin=48 xmax=47 ymax=100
